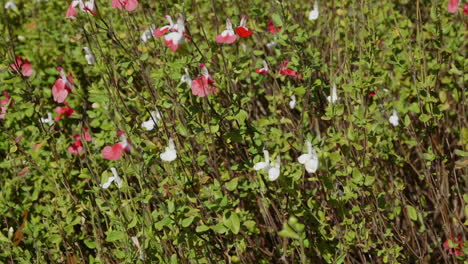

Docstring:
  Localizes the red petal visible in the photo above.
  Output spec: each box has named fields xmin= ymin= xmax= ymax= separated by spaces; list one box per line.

xmin=153 ymin=27 xmax=170 ymax=37
xmin=236 ymin=27 xmax=253 ymax=37
xmin=102 ymin=143 xmax=124 ymax=160
xmin=52 ymin=80 xmax=69 ymax=103
xmin=447 ymin=0 xmax=459 ymax=13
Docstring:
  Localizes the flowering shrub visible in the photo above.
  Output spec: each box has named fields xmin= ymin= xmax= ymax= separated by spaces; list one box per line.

xmin=0 ymin=0 xmax=466 ymax=263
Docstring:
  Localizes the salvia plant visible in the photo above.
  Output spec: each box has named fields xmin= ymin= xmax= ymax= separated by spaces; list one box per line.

xmin=0 ymin=0 xmax=467 ymax=263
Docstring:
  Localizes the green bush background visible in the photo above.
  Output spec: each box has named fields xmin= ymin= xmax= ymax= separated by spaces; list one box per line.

xmin=0 ymin=0 xmax=466 ymax=263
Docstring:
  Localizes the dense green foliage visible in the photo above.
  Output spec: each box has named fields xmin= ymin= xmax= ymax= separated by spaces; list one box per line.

xmin=1 ymin=0 xmax=467 ymax=263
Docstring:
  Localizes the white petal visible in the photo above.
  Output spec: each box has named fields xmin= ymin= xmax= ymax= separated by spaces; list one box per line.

xmin=308 ymin=1 xmax=319 ymax=20
xmin=160 ymin=150 xmax=177 ymax=162
xmin=141 ymin=120 xmax=156 ymax=131
xmin=289 ymin=95 xmax=296 ymax=109
xmin=268 ymin=167 xmax=280 ymax=181
xmin=298 ymin=154 xmax=312 ymax=164
xmin=266 ymin=41 xmax=278 ymax=49
xmin=254 ymin=161 xmax=268 ymax=171
xmin=263 ymin=150 xmax=270 ymax=164
xmin=114 ymin=176 xmax=123 ymax=188
xmin=305 ymin=158 xmax=318 ymax=173
xmin=308 ymin=10 xmax=319 ymax=20
xmin=327 ymin=83 xmax=338 ymax=104
xmin=5 ymin=0 xmax=18 ymax=10
xmin=389 ymin=115 xmax=399 ymax=126
xmin=100 ymin=177 xmax=115 ymax=189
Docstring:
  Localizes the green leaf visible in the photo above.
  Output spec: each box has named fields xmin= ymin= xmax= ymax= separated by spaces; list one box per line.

xmin=419 ymin=114 xmax=431 ymax=123
xmin=106 ymin=231 xmax=126 ymax=242
xmin=272 ymin=14 xmax=283 ymax=27
xmin=229 ymin=212 xmax=240 ymax=235
xmin=181 ymin=216 xmax=195 ymax=228
xmin=278 ymin=224 xmax=300 ymax=239
xmin=196 ymin=224 xmax=210 ymax=233
xmin=211 ymin=223 xmax=227 ymax=234
xmin=84 ymin=239 xmax=97 ymax=249
xmin=225 ymin=177 xmax=239 ymax=191
xmin=406 ymin=205 xmax=418 ymax=221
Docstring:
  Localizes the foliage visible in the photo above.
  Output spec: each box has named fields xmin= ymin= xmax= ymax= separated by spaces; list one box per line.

xmin=0 ymin=0 xmax=467 ymax=263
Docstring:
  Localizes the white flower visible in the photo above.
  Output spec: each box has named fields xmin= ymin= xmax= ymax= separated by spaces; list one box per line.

xmin=40 ymin=113 xmax=54 ymax=126
xmin=268 ymin=156 xmax=281 ymax=181
xmin=327 ymin=82 xmax=338 ymax=104
xmin=180 ymin=68 xmax=192 ymax=87
xmin=289 ymin=95 xmax=297 ymax=109
xmin=100 ymin=167 xmax=122 ymax=189
xmin=8 ymin=227 xmax=14 ymax=239
xmin=160 ymin=138 xmax=177 ymax=162
xmin=308 ymin=1 xmax=319 ymax=20
xmin=389 ymin=110 xmax=399 ymax=126
xmin=266 ymin=35 xmax=278 ymax=49
xmin=84 ymin=0 xmax=95 ymax=13
xmin=298 ymin=140 xmax=318 ymax=173
xmin=141 ymin=109 xmax=162 ymax=131
xmin=5 ymin=0 xmax=18 ymax=11
xmin=254 ymin=150 xmax=281 ymax=181
xmin=83 ymin=47 xmax=95 ymax=65
xmin=141 ymin=27 xmax=154 ymax=42
xmin=254 ymin=150 xmax=270 ymax=171
xmin=241 ymin=43 xmax=247 ymax=53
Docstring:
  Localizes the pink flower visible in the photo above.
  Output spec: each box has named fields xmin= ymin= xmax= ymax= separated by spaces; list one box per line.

xmin=235 ymin=16 xmax=253 ymax=38
xmin=66 ymin=0 xmax=96 ymax=20
xmin=66 ymin=1 xmax=81 ymax=20
xmin=54 ymin=104 xmax=75 ymax=121
xmin=464 ymin=3 xmax=468 ymax=14
xmin=279 ymin=61 xmax=298 ymax=77
xmin=153 ymin=15 xmax=175 ymax=37
xmin=191 ymin=64 xmax=216 ymax=97
xmin=254 ymin=60 xmax=269 ymax=75
xmin=52 ymin=67 xmax=74 ymax=103
xmin=102 ymin=131 xmax=132 ymax=160
xmin=0 ymin=91 xmax=12 ymax=119
xmin=84 ymin=0 xmax=96 ymax=15
xmin=216 ymin=18 xmax=237 ymax=44
xmin=68 ymin=135 xmax=83 ymax=154
xmin=82 ymin=127 xmax=92 ymax=142
xmin=447 ymin=0 xmax=459 ymax=13
xmin=444 ymin=235 xmax=464 ymax=256
xmin=268 ymin=19 xmax=281 ymax=34
xmin=10 ymin=55 xmax=34 ymax=77
xmin=159 ymin=14 xmax=188 ymax=52
xmin=111 ymin=0 xmax=138 ymax=11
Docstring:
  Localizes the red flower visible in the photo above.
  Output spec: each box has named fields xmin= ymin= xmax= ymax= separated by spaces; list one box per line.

xmin=279 ymin=61 xmax=298 ymax=77
xmin=111 ymin=0 xmax=138 ymax=11
xmin=235 ymin=16 xmax=253 ymax=38
xmin=254 ymin=60 xmax=269 ymax=75
xmin=102 ymin=131 xmax=132 ymax=160
xmin=191 ymin=64 xmax=216 ymax=97
xmin=52 ymin=67 xmax=74 ymax=103
xmin=10 ymin=55 xmax=34 ymax=77
xmin=216 ymin=18 xmax=238 ymax=44
xmin=68 ymin=135 xmax=83 ymax=154
xmin=447 ymin=0 xmax=459 ymax=13
xmin=464 ymin=3 xmax=468 ymax=15
xmin=443 ymin=235 xmax=464 ymax=256
xmin=54 ymin=104 xmax=75 ymax=121
xmin=268 ymin=19 xmax=281 ymax=34
xmin=82 ymin=127 xmax=92 ymax=142
xmin=0 ymin=91 xmax=12 ymax=119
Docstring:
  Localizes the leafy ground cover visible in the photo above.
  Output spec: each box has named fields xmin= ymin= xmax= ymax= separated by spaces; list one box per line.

xmin=1 ymin=0 xmax=467 ymax=263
